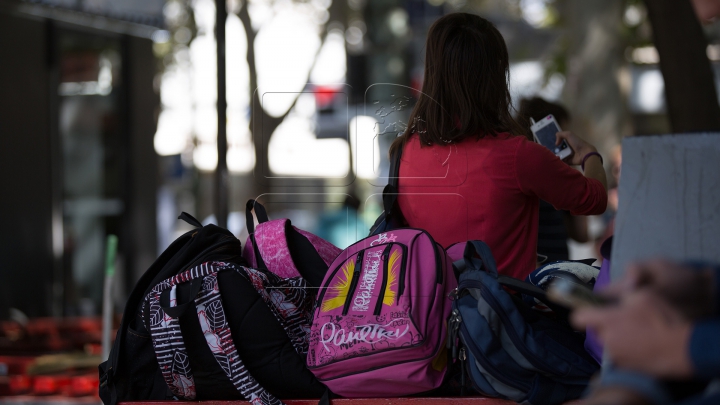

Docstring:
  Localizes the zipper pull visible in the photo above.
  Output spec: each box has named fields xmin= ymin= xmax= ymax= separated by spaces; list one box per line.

xmin=341 ymin=251 xmax=364 ymax=316
xmin=354 ymin=251 xmax=364 ymax=278
xmin=447 ymin=309 xmax=462 ymax=359
xmin=448 ymin=287 xmax=459 ymax=301
xmin=447 ymin=311 xmax=455 ymax=350
xmin=459 ymin=347 xmax=467 ymax=395
xmin=349 ymin=250 xmax=364 ymax=286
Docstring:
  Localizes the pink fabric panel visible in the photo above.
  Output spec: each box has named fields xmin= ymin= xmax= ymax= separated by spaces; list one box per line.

xmin=254 ymin=219 xmax=300 ymax=278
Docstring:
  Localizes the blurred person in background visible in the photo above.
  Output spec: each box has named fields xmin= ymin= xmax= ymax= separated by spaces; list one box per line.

xmin=573 ymin=259 xmax=720 ymax=405
xmin=517 ymin=97 xmax=590 ymax=263
xmin=392 ymin=13 xmax=608 ymax=280
xmin=315 ymin=194 xmax=364 ymax=249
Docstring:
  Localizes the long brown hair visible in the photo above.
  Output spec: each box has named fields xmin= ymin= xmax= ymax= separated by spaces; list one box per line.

xmin=390 ymin=13 xmax=524 ymax=156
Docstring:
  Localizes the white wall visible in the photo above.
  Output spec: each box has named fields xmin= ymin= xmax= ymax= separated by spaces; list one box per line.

xmin=611 ymin=133 xmax=720 ymax=280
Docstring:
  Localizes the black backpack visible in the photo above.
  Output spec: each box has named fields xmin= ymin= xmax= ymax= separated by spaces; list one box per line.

xmin=99 ymin=213 xmax=325 ymax=405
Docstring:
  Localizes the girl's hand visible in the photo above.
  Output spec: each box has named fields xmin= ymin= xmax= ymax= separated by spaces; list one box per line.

xmin=556 ymin=131 xmax=597 ymax=166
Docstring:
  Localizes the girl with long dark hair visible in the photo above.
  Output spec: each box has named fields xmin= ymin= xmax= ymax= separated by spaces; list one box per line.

xmin=393 ymin=13 xmax=607 ymax=279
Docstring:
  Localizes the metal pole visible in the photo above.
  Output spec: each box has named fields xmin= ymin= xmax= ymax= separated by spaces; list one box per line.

xmin=215 ymin=0 xmax=229 ymax=228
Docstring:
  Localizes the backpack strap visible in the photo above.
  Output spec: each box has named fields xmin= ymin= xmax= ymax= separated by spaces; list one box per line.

xmin=369 ymin=147 xmax=405 ymax=235
xmin=178 ymin=212 xmax=203 ymax=228
xmin=144 ymin=262 xmax=284 ymax=405
xmin=384 ymin=146 xmax=402 ymax=217
xmin=237 ymin=267 xmax=313 ymax=355
xmin=462 ymin=240 xmax=499 ymax=278
xmin=456 ymin=242 xmax=563 ymax=311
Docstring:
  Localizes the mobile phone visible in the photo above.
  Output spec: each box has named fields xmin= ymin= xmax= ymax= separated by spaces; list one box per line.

xmin=546 ymin=277 xmax=614 ymax=309
xmin=530 ymin=114 xmax=572 ymax=160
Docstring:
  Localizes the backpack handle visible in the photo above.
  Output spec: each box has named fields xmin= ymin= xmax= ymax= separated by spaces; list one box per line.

xmin=245 ymin=199 xmax=270 ymax=234
xmin=454 ymin=257 xmax=550 ymax=303
xmin=462 ymin=240 xmax=499 ymax=278
xmin=178 ymin=212 xmax=203 ymax=228
xmin=384 ymin=146 xmax=402 ymax=217
xmin=369 ymin=147 xmax=406 ymax=235
xmin=160 ymin=279 xmax=204 ymax=318
xmin=245 ymin=199 xmax=269 ymax=270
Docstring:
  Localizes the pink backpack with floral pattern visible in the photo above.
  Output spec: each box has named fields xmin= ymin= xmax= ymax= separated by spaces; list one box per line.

xmin=307 ymin=228 xmax=457 ymax=397
xmin=243 ymin=199 xmax=341 ymax=286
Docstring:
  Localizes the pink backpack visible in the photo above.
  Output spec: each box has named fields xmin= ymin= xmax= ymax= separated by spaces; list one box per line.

xmin=307 ymin=228 xmax=457 ymax=397
xmin=243 ymin=199 xmax=341 ymax=286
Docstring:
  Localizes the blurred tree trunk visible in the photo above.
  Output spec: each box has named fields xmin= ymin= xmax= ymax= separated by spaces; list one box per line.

xmin=642 ymin=0 xmax=720 ymax=133
xmin=560 ymin=0 xmax=630 ymax=157
xmin=237 ymin=2 xmax=284 ymax=198
xmin=236 ymin=0 xmax=346 ymax=199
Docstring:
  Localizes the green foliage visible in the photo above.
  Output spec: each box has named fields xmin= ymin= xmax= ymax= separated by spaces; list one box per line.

xmin=154 ymin=0 xmax=198 ymax=73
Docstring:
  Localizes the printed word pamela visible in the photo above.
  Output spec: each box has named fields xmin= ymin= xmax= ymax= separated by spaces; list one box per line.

xmin=319 ymin=320 xmax=410 ymax=352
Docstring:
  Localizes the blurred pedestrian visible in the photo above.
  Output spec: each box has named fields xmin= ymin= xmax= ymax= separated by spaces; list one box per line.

xmin=315 ymin=194 xmax=364 ymax=249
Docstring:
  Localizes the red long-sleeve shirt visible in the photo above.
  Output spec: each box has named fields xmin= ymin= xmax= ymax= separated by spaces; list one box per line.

xmin=397 ymin=132 xmax=607 ymax=280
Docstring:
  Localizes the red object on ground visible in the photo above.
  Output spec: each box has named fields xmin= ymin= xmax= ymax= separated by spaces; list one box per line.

xmin=33 ymin=375 xmax=71 ymax=396
xmin=8 ymin=375 xmax=32 ymax=395
xmin=68 ymin=374 xmax=99 ymax=397
xmin=398 ymin=133 xmax=607 ymax=280
xmin=0 ymin=317 xmax=111 ymax=355
xmin=0 ymin=356 xmax=35 ymax=375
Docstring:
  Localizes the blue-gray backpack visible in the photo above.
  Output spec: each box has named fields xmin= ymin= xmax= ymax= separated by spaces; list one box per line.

xmin=447 ymin=241 xmax=600 ymax=405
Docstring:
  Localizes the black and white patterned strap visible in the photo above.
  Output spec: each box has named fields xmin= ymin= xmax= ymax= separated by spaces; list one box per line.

xmin=144 ymin=262 xmax=286 ymax=405
xmin=239 ymin=268 xmax=313 ymax=355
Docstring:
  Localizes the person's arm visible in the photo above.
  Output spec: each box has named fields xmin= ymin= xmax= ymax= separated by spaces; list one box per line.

xmin=556 ymin=131 xmax=608 ymax=192
xmin=610 ymin=260 xmax=719 ymax=320
xmin=515 ymin=138 xmax=608 ymax=216
xmin=572 ymin=290 xmax=695 ymax=380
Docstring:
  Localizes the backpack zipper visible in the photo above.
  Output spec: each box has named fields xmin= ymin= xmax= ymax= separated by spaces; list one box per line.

xmin=342 ymin=250 xmax=364 ymax=315
xmin=373 ymin=244 xmax=393 ymax=315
